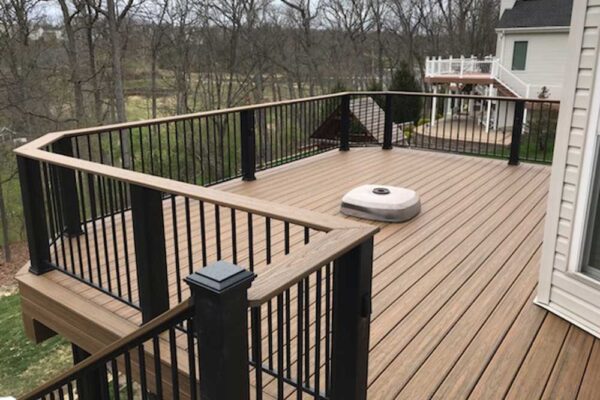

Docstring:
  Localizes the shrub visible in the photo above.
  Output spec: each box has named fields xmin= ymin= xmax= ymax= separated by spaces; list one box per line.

xmin=389 ymin=62 xmax=421 ymax=124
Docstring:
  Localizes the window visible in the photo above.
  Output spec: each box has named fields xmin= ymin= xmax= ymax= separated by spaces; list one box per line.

xmin=512 ymin=41 xmax=528 ymax=71
xmin=583 ymin=142 xmax=600 ymax=279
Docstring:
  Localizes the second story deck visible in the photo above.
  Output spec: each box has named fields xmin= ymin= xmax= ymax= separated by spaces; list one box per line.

xmin=425 ymin=57 xmax=563 ymax=100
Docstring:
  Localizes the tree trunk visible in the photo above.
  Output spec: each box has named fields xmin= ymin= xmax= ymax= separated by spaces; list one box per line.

xmin=83 ymin=4 xmax=103 ymax=124
xmin=106 ymin=0 xmax=127 ymax=123
xmin=0 ymin=182 xmax=10 ymax=263
xmin=58 ymin=0 xmax=85 ymax=126
xmin=151 ymin=48 xmax=158 ymax=118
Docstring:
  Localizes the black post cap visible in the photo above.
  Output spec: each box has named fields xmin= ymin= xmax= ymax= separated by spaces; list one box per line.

xmin=185 ymin=261 xmax=255 ymax=294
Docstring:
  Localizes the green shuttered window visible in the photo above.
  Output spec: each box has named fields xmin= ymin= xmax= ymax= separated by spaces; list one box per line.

xmin=512 ymin=41 xmax=528 ymax=71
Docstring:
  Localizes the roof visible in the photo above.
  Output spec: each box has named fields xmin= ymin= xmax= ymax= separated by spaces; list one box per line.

xmin=497 ymin=0 xmax=573 ymax=29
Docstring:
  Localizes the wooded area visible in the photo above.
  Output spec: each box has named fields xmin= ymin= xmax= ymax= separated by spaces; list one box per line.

xmin=0 ymin=0 xmax=500 ymax=261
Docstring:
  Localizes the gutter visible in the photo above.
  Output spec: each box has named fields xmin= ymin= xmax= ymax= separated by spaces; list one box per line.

xmin=495 ymin=26 xmax=570 ymax=34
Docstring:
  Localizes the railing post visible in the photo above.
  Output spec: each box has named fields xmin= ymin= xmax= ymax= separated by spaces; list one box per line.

xmin=240 ymin=109 xmax=256 ymax=181
xmin=383 ymin=94 xmax=393 ymax=150
xmin=330 ymin=237 xmax=374 ymax=400
xmin=130 ymin=184 xmax=169 ymax=323
xmin=185 ymin=261 xmax=255 ymax=400
xmin=16 ymin=156 xmax=52 ymax=275
xmin=72 ymin=344 xmax=109 ymax=400
xmin=339 ymin=95 xmax=350 ymax=151
xmin=52 ymin=138 xmax=83 ymax=236
xmin=509 ymin=100 xmax=525 ymax=166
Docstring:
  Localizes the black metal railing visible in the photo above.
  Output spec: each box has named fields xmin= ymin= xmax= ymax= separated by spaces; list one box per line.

xmin=15 ymin=90 xmax=558 ymax=400
xmin=56 ymin=96 xmax=341 ymax=187
xmin=344 ymin=92 xmax=558 ymax=164
xmin=20 ymin=300 xmax=197 ymax=400
xmin=16 ymin=91 xmax=559 ymax=315
xmin=19 ymin=154 xmax=326 ymax=319
xmin=20 ymin=236 xmax=375 ymax=400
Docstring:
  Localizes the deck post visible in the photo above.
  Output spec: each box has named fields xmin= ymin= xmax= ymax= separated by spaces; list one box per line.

xmin=17 ymin=156 xmax=52 ymax=275
xmin=130 ymin=184 xmax=169 ymax=323
xmin=383 ymin=94 xmax=393 ymax=149
xmin=52 ymin=138 xmax=83 ymax=236
xmin=240 ymin=109 xmax=256 ymax=181
xmin=330 ymin=237 xmax=374 ymax=400
xmin=340 ymin=94 xmax=350 ymax=151
xmin=185 ymin=261 xmax=255 ymax=400
xmin=509 ymin=100 xmax=525 ymax=166
xmin=72 ymin=344 xmax=109 ymax=400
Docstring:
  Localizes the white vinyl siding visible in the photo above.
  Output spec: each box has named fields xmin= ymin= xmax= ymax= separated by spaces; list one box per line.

xmin=498 ymin=31 xmax=569 ymax=98
xmin=537 ymin=0 xmax=600 ymax=338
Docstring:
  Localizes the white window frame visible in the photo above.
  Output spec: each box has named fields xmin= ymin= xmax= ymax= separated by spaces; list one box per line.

xmin=569 ymin=55 xmax=600 ymax=277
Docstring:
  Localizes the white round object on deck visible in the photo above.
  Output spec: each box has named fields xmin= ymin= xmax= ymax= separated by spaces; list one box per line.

xmin=340 ymin=185 xmax=421 ymax=222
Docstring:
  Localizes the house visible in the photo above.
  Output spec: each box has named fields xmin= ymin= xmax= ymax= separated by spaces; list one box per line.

xmin=537 ymin=0 xmax=600 ymax=339
xmin=495 ymin=0 xmax=572 ymax=100
xmin=424 ymin=0 xmax=572 ymax=132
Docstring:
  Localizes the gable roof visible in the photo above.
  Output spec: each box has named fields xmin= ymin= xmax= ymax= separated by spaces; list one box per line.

xmin=497 ymin=0 xmax=573 ymax=29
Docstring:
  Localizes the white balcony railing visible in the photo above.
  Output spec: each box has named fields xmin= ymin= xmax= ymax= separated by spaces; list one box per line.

xmin=425 ymin=56 xmax=532 ymax=99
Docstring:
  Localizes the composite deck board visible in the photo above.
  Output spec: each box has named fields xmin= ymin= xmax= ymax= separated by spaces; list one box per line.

xmin=20 ymin=147 xmax=600 ymax=399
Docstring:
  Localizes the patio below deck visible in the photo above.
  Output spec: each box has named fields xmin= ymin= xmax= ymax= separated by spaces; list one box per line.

xmin=18 ymin=147 xmax=600 ymax=399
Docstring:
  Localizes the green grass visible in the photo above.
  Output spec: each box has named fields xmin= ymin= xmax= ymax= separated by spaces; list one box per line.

xmin=0 ymin=293 xmax=71 ymax=397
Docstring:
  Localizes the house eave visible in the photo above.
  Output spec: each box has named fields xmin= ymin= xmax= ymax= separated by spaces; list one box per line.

xmin=495 ymin=26 xmax=570 ymax=34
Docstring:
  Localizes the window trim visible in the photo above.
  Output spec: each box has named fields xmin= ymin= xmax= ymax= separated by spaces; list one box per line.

xmin=569 ymin=57 xmax=600 ymax=276
xmin=511 ymin=41 xmax=528 ymax=71
xmin=582 ymin=141 xmax=600 ymax=275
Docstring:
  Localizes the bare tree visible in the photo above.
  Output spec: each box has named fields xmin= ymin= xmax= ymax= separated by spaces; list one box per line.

xmin=0 ymin=142 xmax=17 ymax=263
xmin=91 ymin=0 xmax=138 ymax=123
xmin=57 ymin=0 xmax=87 ymax=126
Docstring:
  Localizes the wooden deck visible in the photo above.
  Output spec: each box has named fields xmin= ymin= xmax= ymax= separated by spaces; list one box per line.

xmin=18 ymin=147 xmax=600 ymax=399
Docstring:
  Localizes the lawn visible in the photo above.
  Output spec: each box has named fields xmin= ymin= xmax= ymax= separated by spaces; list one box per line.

xmin=0 ymin=291 xmax=71 ymax=397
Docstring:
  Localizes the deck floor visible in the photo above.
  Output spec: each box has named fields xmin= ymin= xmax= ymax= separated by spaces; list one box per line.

xmin=20 ymin=147 xmax=600 ymax=399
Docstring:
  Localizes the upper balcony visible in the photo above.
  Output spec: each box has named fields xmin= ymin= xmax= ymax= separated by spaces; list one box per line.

xmin=425 ymin=57 xmax=562 ymax=100
xmin=15 ymin=91 xmax=596 ymax=400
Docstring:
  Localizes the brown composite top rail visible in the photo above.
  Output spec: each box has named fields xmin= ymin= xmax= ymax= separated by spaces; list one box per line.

xmin=14 ymin=93 xmax=381 ymax=307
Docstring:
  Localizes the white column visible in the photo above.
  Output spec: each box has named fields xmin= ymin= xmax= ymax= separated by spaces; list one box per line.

xmin=431 ymin=85 xmax=438 ymax=127
xmin=523 ymin=84 xmax=530 ymax=123
xmin=486 ymin=84 xmax=493 ymax=133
